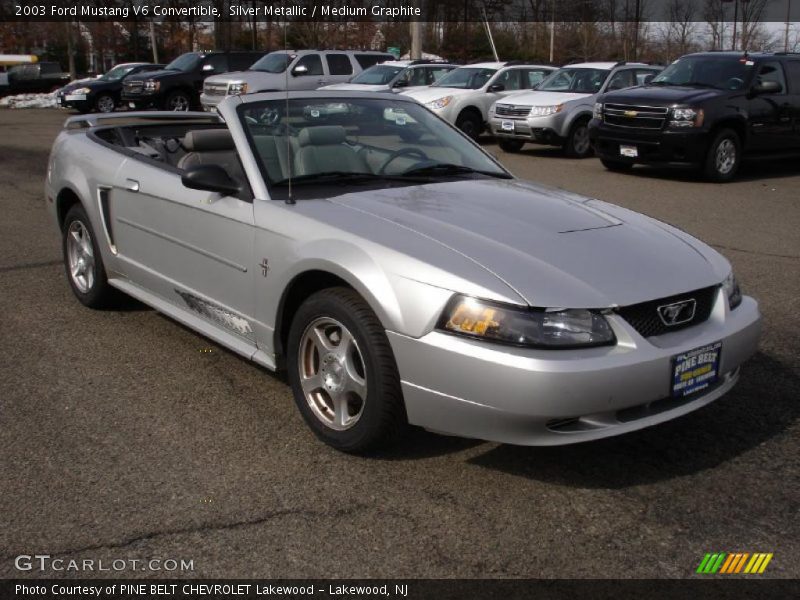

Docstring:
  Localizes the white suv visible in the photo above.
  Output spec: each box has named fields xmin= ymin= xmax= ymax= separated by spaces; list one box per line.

xmin=401 ymin=62 xmax=557 ymax=139
xmin=488 ymin=61 xmax=662 ymax=157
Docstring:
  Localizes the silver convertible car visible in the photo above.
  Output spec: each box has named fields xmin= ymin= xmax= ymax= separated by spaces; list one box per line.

xmin=45 ymin=91 xmax=761 ymax=453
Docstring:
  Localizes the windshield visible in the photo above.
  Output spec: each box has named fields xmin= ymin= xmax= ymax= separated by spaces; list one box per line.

xmin=239 ymin=97 xmax=509 ymax=194
xmin=434 ymin=67 xmax=496 ymax=89
xmin=651 ymin=56 xmax=753 ymax=90
xmin=537 ymin=68 xmax=609 ymax=93
xmin=101 ymin=64 xmax=138 ymax=81
xmin=249 ymin=52 xmax=293 ymax=73
xmin=165 ymin=53 xmax=201 ymax=72
xmin=351 ymin=65 xmax=405 ymax=85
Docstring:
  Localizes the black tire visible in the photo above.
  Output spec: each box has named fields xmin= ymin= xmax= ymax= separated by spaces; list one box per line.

xmin=563 ymin=119 xmax=593 ymax=158
xmin=499 ymin=139 xmax=525 ymax=153
xmin=163 ymin=90 xmax=192 ymax=112
xmin=455 ymin=110 xmax=482 ymax=141
xmin=600 ymin=158 xmax=634 ymax=172
xmin=94 ymin=93 xmax=116 ymax=113
xmin=62 ymin=204 xmax=116 ymax=309
xmin=287 ymin=287 xmax=407 ymax=453
xmin=703 ymin=128 xmax=741 ymax=182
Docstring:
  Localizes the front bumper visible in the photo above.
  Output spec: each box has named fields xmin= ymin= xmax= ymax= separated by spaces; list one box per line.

xmin=488 ymin=113 xmax=567 ymax=145
xmin=589 ymin=120 xmax=710 ymax=165
xmin=122 ymin=92 xmax=158 ymax=109
xmin=58 ymin=94 xmax=92 ymax=111
xmin=388 ymin=293 xmax=761 ymax=446
xmin=200 ymin=92 xmax=224 ymax=110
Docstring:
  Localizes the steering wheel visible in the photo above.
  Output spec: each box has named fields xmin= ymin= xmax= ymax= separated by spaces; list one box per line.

xmin=378 ymin=147 xmax=430 ymax=175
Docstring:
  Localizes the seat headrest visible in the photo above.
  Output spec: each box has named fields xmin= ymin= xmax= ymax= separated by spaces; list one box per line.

xmin=298 ymin=126 xmax=346 ymax=147
xmin=183 ymin=129 xmax=235 ymax=152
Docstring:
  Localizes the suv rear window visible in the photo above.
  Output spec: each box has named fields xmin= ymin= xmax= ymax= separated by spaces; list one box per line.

xmin=326 ymin=54 xmax=353 ymax=75
xmin=355 ymin=54 xmax=392 ymax=69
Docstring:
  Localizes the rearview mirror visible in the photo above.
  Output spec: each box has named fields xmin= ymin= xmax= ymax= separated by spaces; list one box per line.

xmin=753 ymin=80 xmax=782 ymax=95
xmin=181 ymin=164 xmax=240 ymax=196
xmin=487 ymin=83 xmax=505 ymax=92
xmin=292 ymin=64 xmax=308 ymax=76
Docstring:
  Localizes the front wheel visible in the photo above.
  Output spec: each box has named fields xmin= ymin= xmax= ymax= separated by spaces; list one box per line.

xmin=499 ymin=139 xmax=525 ymax=153
xmin=164 ymin=90 xmax=191 ymax=112
xmin=287 ymin=288 xmax=406 ymax=453
xmin=563 ymin=120 xmax=593 ymax=158
xmin=455 ymin=110 xmax=482 ymax=141
xmin=94 ymin=93 xmax=115 ymax=113
xmin=703 ymin=129 xmax=741 ymax=182
xmin=62 ymin=204 xmax=116 ymax=308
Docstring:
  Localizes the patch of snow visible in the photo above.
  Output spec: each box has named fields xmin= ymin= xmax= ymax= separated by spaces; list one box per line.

xmin=0 ymin=91 xmax=61 ymax=109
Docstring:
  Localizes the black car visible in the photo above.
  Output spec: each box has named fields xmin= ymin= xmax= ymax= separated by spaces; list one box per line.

xmin=122 ymin=51 xmax=266 ymax=111
xmin=57 ymin=63 xmax=165 ymax=113
xmin=589 ymin=52 xmax=800 ymax=181
xmin=2 ymin=62 xmax=70 ymax=96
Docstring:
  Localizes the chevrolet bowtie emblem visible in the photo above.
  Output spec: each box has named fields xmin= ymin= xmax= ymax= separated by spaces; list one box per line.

xmin=625 ymin=110 xmax=639 ymax=117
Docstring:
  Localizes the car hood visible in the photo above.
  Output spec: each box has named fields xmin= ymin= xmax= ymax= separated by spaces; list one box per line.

xmin=602 ymin=85 xmax=728 ymax=105
xmin=205 ymin=70 xmax=282 ymax=86
xmin=401 ymin=86 xmax=477 ymax=103
xmin=125 ymin=68 xmax=181 ymax=82
xmin=499 ymin=90 xmax=593 ymax=106
xmin=320 ymin=83 xmax=390 ymax=92
xmin=326 ymin=179 xmax=727 ymax=308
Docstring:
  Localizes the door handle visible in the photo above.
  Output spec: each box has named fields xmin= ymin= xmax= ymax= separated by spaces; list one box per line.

xmin=125 ymin=179 xmax=140 ymax=192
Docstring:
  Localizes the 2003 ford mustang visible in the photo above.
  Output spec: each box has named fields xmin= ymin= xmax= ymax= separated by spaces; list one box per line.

xmin=45 ymin=91 xmax=761 ymax=452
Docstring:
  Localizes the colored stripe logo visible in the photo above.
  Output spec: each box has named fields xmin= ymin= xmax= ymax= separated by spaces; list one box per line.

xmin=697 ymin=552 xmax=773 ymax=574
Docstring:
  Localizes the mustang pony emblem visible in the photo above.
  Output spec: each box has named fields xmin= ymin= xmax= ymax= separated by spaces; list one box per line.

xmin=657 ymin=299 xmax=697 ymax=326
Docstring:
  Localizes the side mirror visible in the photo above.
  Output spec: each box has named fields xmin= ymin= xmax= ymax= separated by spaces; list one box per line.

xmin=643 ymin=74 xmax=655 ymax=85
xmin=202 ymin=64 xmax=215 ymax=73
xmin=292 ymin=64 xmax=308 ymax=76
xmin=392 ymin=79 xmax=409 ymax=88
xmin=753 ymin=80 xmax=782 ymax=95
xmin=487 ymin=83 xmax=505 ymax=93
xmin=181 ymin=164 xmax=240 ymax=196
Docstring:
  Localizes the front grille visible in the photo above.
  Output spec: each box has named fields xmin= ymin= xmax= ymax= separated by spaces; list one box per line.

xmin=604 ymin=103 xmax=669 ymax=130
xmin=495 ymin=104 xmax=531 ymax=118
xmin=616 ymin=286 xmax=718 ymax=338
xmin=204 ymin=82 xmax=228 ymax=96
xmin=123 ymin=81 xmax=144 ymax=95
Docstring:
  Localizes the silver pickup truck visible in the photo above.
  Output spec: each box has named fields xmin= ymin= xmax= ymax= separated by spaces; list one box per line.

xmin=45 ymin=92 xmax=760 ymax=453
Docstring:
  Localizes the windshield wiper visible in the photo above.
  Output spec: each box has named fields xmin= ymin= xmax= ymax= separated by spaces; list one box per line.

xmin=684 ymin=81 xmax=721 ymax=89
xmin=272 ymin=171 xmax=415 ymax=187
xmin=400 ymin=163 xmax=511 ymax=179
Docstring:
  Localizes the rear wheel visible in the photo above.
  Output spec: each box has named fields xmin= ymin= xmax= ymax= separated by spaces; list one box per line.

xmin=703 ymin=128 xmax=741 ymax=182
xmin=94 ymin=93 xmax=115 ymax=113
xmin=600 ymin=158 xmax=634 ymax=172
xmin=62 ymin=204 xmax=116 ymax=308
xmin=499 ymin=139 xmax=525 ymax=153
xmin=287 ymin=288 xmax=406 ymax=453
xmin=455 ymin=110 xmax=482 ymax=141
xmin=563 ymin=119 xmax=593 ymax=158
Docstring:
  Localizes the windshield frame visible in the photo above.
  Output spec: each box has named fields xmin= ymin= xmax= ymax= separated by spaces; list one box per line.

xmin=350 ymin=65 xmax=406 ymax=85
xmin=165 ymin=53 xmax=202 ymax=72
xmin=536 ymin=67 xmax=611 ymax=94
xmin=432 ymin=67 xmax=498 ymax=90
xmin=235 ymin=97 xmax=512 ymax=198
xmin=249 ymin=52 xmax=294 ymax=74
xmin=101 ymin=64 xmax=139 ymax=82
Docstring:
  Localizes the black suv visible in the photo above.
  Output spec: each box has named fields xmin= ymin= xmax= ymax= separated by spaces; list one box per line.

xmin=122 ymin=51 xmax=265 ymax=111
xmin=589 ymin=52 xmax=800 ymax=181
xmin=2 ymin=62 xmax=70 ymax=96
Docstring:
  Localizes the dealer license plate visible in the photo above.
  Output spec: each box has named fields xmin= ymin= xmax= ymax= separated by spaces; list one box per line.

xmin=671 ymin=341 xmax=722 ymax=397
xmin=620 ymin=145 xmax=638 ymax=158
xmin=501 ymin=120 xmax=515 ymax=132
xmin=65 ymin=94 xmax=86 ymax=101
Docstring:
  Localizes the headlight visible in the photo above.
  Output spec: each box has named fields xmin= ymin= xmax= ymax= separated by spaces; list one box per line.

xmin=228 ymin=82 xmax=248 ymax=95
xmin=722 ymin=272 xmax=742 ymax=310
xmin=529 ymin=104 xmax=563 ymax=117
xmin=593 ymin=102 xmax=603 ymax=120
xmin=143 ymin=80 xmax=160 ymax=92
xmin=438 ymin=296 xmax=616 ymax=349
xmin=669 ymin=107 xmax=704 ymax=128
xmin=72 ymin=87 xmax=92 ymax=95
xmin=425 ymin=96 xmax=453 ymax=110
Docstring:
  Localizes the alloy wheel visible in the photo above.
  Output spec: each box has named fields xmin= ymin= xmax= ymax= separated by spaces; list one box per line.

xmin=66 ymin=220 xmax=95 ymax=293
xmin=96 ymin=95 xmax=115 ymax=113
xmin=715 ymin=139 xmax=737 ymax=175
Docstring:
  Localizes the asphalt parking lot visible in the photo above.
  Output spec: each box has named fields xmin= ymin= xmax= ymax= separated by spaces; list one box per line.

xmin=1 ymin=108 xmax=798 ymax=579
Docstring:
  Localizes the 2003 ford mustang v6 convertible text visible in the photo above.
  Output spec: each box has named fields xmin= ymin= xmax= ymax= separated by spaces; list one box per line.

xmin=45 ymin=92 xmax=761 ymax=452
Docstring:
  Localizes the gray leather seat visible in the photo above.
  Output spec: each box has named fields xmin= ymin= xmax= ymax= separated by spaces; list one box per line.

xmin=178 ymin=129 xmax=246 ymax=186
xmin=294 ymin=126 xmax=369 ymax=176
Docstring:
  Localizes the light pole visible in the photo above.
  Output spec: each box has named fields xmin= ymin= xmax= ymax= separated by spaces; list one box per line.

xmin=549 ymin=0 xmax=555 ymax=63
xmin=786 ymin=0 xmax=793 ymax=52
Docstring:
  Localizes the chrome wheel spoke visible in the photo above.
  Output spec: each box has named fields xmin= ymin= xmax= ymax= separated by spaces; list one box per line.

xmin=345 ymin=369 xmax=367 ymax=400
xmin=311 ymin=326 xmax=336 ymax=354
xmin=332 ymin=394 xmax=350 ymax=428
xmin=300 ymin=371 xmax=324 ymax=394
